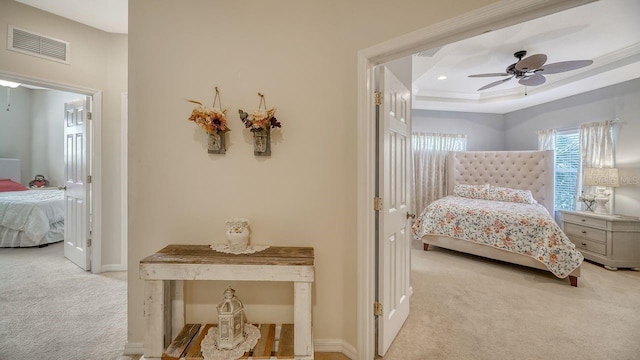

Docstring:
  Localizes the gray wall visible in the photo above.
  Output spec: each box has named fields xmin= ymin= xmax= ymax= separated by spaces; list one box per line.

xmin=30 ymin=89 xmax=83 ymax=187
xmin=412 ymin=109 xmax=505 ymax=151
xmin=0 ymin=86 xmax=31 ymax=184
xmin=385 ymin=56 xmax=412 ymax=90
xmin=0 ymin=87 xmax=81 ymax=187
xmin=505 ymin=78 xmax=640 ymax=217
xmin=411 ymin=79 xmax=640 ymax=216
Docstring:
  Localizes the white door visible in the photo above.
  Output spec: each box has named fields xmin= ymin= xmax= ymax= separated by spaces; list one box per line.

xmin=376 ymin=66 xmax=412 ymax=356
xmin=64 ymin=97 xmax=91 ymax=271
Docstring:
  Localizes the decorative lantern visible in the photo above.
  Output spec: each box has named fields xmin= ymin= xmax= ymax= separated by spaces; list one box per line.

xmin=217 ymin=287 xmax=245 ymax=349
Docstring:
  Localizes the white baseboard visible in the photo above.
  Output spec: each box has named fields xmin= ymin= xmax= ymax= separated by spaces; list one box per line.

xmin=314 ymin=339 xmax=357 ymax=359
xmin=125 ymin=339 xmax=357 ymax=359
xmin=123 ymin=342 xmax=144 ymax=355
xmin=102 ymin=263 xmax=127 ymax=272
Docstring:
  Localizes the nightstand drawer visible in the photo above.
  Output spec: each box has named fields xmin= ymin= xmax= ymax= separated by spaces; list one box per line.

xmin=565 ymin=223 xmax=607 ymax=243
xmin=563 ymin=213 xmax=607 ymax=229
xmin=572 ymin=237 xmax=606 ymax=255
xmin=559 ymin=210 xmax=640 ymax=269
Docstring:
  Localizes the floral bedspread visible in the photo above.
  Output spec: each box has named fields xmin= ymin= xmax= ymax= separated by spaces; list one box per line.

xmin=412 ymin=196 xmax=583 ymax=278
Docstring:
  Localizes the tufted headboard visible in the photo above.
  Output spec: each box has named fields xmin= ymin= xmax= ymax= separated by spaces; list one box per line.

xmin=447 ymin=151 xmax=555 ymax=214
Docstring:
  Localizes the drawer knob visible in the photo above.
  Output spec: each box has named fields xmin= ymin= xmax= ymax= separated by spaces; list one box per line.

xmin=581 ymin=230 xmax=587 ymax=234
xmin=581 ymin=219 xmax=586 ymax=222
xmin=581 ymin=242 xmax=587 ymax=246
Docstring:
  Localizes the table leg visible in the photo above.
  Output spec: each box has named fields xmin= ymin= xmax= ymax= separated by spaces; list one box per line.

xmin=294 ymin=281 xmax=313 ymax=358
xmin=170 ymin=280 xmax=185 ymax=341
xmin=144 ymin=280 xmax=165 ymax=359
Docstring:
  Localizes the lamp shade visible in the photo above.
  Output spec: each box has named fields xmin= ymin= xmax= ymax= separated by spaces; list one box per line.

xmin=583 ymin=167 xmax=620 ymax=187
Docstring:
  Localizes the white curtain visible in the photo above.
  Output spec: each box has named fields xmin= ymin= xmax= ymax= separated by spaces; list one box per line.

xmin=537 ymin=128 xmax=556 ymax=150
xmin=412 ymin=133 xmax=467 ymax=213
xmin=579 ymin=120 xmax=615 ymax=206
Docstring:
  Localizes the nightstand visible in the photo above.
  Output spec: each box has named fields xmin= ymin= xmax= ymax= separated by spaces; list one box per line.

xmin=559 ymin=210 xmax=640 ymax=270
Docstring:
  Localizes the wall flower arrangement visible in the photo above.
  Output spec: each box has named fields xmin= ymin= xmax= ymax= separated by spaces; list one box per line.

xmin=239 ymin=93 xmax=282 ymax=156
xmin=187 ymin=87 xmax=230 ymax=154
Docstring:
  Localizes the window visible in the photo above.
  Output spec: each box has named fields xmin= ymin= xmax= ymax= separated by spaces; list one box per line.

xmin=554 ymin=130 xmax=580 ymax=210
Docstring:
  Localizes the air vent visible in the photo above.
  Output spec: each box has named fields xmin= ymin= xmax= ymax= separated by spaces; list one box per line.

xmin=415 ymin=46 xmax=442 ymax=58
xmin=7 ymin=25 xmax=70 ymax=64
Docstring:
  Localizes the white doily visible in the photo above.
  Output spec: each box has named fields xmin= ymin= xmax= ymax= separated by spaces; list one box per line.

xmin=201 ymin=323 xmax=261 ymax=360
xmin=209 ymin=244 xmax=270 ymax=254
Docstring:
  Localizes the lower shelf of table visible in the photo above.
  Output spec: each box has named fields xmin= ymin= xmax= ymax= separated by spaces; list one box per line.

xmin=163 ymin=323 xmax=294 ymax=360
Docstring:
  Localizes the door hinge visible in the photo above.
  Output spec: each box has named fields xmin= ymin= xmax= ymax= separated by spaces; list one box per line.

xmin=374 ymin=302 xmax=383 ymax=316
xmin=87 ymin=238 xmax=92 ymax=247
xmin=374 ymin=197 xmax=383 ymax=211
xmin=87 ymin=175 xmax=92 ymax=183
xmin=87 ymin=112 xmax=92 ymax=120
xmin=374 ymin=91 xmax=383 ymax=106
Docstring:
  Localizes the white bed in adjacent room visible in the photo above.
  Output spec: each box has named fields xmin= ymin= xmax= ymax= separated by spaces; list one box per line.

xmin=0 ymin=158 xmax=65 ymax=247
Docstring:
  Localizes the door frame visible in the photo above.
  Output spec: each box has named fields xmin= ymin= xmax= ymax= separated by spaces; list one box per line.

xmin=356 ymin=0 xmax=594 ymax=358
xmin=0 ymin=70 xmax=103 ymax=274
xmin=120 ymin=92 xmax=128 ymax=271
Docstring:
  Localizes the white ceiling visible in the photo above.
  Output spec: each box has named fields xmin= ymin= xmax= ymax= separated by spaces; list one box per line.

xmin=412 ymin=0 xmax=640 ymax=114
xmin=14 ymin=0 xmax=640 ymax=115
xmin=15 ymin=0 xmax=128 ymax=34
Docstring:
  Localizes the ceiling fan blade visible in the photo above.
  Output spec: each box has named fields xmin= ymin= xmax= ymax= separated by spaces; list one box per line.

xmin=519 ymin=73 xmax=546 ymax=86
xmin=478 ymin=76 xmax=514 ymax=91
xmin=515 ymin=54 xmax=547 ymax=71
xmin=468 ymin=73 xmax=510 ymax=78
xmin=539 ymin=60 xmax=593 ymax=74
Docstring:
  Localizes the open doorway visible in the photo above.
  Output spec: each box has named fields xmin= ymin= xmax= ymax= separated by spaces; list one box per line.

xmin=0 ymin=76 xmax=133 ymax=360
xmin=0 ymin=74 xmax=103 ymax=272
xmin=357 ymin=1 xmax=597 ymax=359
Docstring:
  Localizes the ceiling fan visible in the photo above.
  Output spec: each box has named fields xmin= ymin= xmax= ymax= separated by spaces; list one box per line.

xmin=469 ymin=50 xmax=593 ymax=91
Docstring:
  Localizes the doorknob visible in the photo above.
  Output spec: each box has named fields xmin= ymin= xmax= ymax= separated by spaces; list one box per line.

xmin=58 ymin=186 xmax=67 ymax=190
xmin=406 ymin=213 xmax=416 ymax=219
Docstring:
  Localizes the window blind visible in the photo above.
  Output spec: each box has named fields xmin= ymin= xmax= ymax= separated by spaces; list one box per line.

xmin=555 ymin=131 xmax=580 ymax=210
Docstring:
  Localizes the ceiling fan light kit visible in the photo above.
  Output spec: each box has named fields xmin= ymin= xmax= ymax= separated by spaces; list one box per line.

xmin=470 ymin=50 xmax=593 ymax=91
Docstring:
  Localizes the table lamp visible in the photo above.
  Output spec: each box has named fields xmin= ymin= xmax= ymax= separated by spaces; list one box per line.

xmin=583 ymin=167 xmax=619 ymax=214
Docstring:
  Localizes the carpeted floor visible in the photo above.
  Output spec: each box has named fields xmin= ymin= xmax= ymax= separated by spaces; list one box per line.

xmin=383 ymin=244 xmax=640 ymax=360
xmin=2 ymin=241 xmax=639 ymax=360
xmin=0 ymin=242 xmax=131 ymax=360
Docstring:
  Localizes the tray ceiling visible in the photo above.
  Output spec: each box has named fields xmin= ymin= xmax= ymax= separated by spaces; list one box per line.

xmin=411 ymin=0 xmax=640 ymax=114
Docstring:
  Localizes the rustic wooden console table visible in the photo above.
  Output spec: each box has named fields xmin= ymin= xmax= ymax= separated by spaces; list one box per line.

xmin=139 ymin=245 xmax=315 ymax=360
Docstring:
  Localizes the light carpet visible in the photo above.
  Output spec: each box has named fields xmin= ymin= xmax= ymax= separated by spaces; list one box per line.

xmin=0 ymin=242 xmax=131 ymax=360
xmin=384 ymin=244 xmax=640 ymax=360
xmin=3 ymin=242 xmax=639 ymax=360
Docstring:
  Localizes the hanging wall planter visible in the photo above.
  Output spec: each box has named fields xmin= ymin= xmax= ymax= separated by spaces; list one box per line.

xmin=207 ymin=130 xmax=226 ymax=154
xmin=252 ymin=127 xmax=271 ymax=155
xmin=186 ymin=87 xmax=230 ymax=154
xmin=239 ymin=93 xmax=282 ymax=156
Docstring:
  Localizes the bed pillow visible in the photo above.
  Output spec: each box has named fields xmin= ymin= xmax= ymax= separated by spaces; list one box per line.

xmin=0 ymin=179 xmax=29 ymax=192
xmin=453 ymin=183 xmax=490 ymax=199
xmin=489 ymin=185 xmax=536 ymax=204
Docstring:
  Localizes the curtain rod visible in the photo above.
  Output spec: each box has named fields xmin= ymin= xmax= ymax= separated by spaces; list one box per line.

xmin=552 ymin=118 xmax=621 ymax=133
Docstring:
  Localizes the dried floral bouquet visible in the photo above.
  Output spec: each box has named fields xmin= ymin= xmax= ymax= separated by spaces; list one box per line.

xmin=239 ymin=93 xmax=281 ymax=132
xmin=187 ymin=87 xmax=230 ymax=134
xmin=239 ymin=108 xmax=282 ymax=132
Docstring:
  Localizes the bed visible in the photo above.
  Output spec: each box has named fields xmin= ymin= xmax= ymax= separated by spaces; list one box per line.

xmin=0 ymin=158 xmax=65 ymax=247
xmin=412 ymin=150 xmax=583 ymax=286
